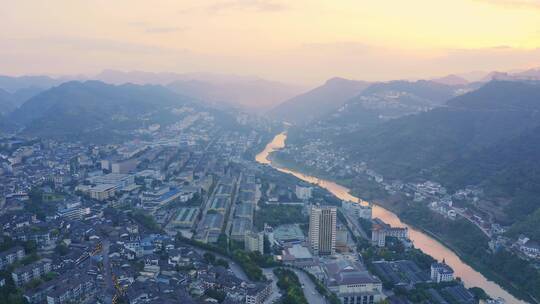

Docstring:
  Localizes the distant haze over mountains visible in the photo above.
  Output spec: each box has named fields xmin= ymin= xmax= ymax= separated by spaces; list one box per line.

xmin=267 ymin=66 xmax=540 ymax=125
xmin=0 ymin=66 xmax=538 ymax=119
xmin=430 ymin=74 xmax=469 ymax=86
xmin=0 ymin=70 xmax=306 ymax=113
xmin=95 ymin=70 xmax=305 ymax=111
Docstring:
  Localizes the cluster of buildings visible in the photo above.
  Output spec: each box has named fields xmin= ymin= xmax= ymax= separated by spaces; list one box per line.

xmin=371 ymin=218 xmax=408 ymax=247
xmin=0 ymin=110 xmax=280 ymax=304
xmin=271 ymin=204 xmax=387 ymax=303
xmin=0 ymin=100 xmax=509 ymax=304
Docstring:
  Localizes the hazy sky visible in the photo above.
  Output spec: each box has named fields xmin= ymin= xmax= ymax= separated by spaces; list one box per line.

xmin=1 ymin=0 xmax=539 ymax=84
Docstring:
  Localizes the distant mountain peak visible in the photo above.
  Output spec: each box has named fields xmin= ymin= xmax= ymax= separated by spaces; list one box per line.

xmin=431 ymin=74 xmax=469 ymax=86
xmin=325 ymin=77 xmax=355 ymax=84
xmin=268 ymin=77 xmax=370 ymax=125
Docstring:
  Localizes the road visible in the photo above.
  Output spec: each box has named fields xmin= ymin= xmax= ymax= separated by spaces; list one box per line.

xmin=453 ymin=208 xmax=492 ymax=238
xmin=190 ymin=243 xmax=327 ymax=304
xmin=262 ymin=267 xmax=327 ymax=304
xmin=262 ymin=268 xmax=282 ymax=304
xmin=292 ymin=269 xmax=328 ymax=304
xmin=101 ymin=240 xmax=114 ymax=304
xmin=191 ymin=247 xmax=249 ymax=282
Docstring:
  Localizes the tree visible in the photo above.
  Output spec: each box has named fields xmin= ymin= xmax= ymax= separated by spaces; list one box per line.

xmin=215 ymin=259 xmax=229 ymax=269
xmin=469 ymin=287 xmax=489 ymax=301
xmin=205 ymin=289 xmax=226 ymax=303
xmin=203 ymin=252 xmax=216 ymax=264
xmin=55 ymin=244 xmax=69 ymax=256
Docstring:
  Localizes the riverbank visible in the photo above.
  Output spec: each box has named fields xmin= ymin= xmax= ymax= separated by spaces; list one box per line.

xmin=256 ymin=132 xmax=530 ymax=304
xmin=271 ymin=152 xmax=536 ymax=303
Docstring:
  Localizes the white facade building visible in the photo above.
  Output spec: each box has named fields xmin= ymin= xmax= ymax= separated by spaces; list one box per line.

xmin=245 ymin=232 xmax=264 ymax=254
xmin=309 ymin=206 xmax=337 ymax=256
xmin=430 ymin=261 xmax=454 ymax=283
xmin=295 ymin=185 xmax=312 ymax=200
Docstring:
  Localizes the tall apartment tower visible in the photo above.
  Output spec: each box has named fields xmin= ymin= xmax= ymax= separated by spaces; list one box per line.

xmin=309 ymin=206 xmax=337 ymax=255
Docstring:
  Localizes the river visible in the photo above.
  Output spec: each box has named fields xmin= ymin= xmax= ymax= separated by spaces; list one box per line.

xmin=255 ymin=132 xmax=525 ymax=304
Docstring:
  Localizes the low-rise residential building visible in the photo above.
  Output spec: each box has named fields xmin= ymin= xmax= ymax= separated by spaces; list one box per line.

xmin=45 ymin=272 xmax=96 ymax=304
xmin=245 ymin=282 xmax=272 ymax=304
xmin=12 ymin=259 xmax=52 ymax=286
xmin=244 ymin=232 xmax=264 ymax=254
xmin=0 ymin=246 xmax=25 ymax=269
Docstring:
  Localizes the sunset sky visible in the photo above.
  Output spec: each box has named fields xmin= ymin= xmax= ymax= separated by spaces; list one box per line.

xmin=1 ymin=0 xmax=540 ymax=84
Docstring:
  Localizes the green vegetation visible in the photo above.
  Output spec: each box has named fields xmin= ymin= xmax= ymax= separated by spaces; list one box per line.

xmin=506 ymin=208 xmax=540 ymax=241
xmin=25 ymin=188 xmax=57 ymax=221
xmin=0 ymin=268 xmax=26 ymax=304
xmin=130 ymin=210 xmax=161 ymax=233
xmin=400 ymin=204 xmax=540 ymax=302
xmin=361 ymin=239 xmax=435 ymax=272
xmin=393 ymin=282 xmax=468 ymax=304
xmin=0 ymin=284 xmax=26 ymax=304
xmin=244 ymin=251 xmax=279 ymax=268
xmin=253 ymin=204 xmax=307 ymax=230
xmin=400 ymin=206 xmax=489 ymax=257
xmin=274 ymin=147 xmax=540 ymax=302
xmin=203 ymin=252 xmax=216 ymax=264
xmin=202 ymin=252 xmax=229 ymax=269
xmin=273 ymin=268 xmax=308 ymax=304
xmin=301 ymin=269 xmax=341 ymax=304
xmin=55 ymin=243 xmax=69 ymax=256
xmin=469 ymin=287 xmax=490 ymax=301
xmin=214 ymin=258 xmax=229 ymax=268
xmin=358 ymin=218 xmax=372 ymax=236
xmin=232 ymin=250 xmax=264 ymax=281
xmin=11 ymin=81 xmax=196 ymax=143
xmin=176 ymin=235 xmax=278 ymax=282
xmin=205 ymin=288 xmax=226 ymax=303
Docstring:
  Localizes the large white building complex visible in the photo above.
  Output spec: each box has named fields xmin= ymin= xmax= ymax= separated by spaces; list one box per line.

xmin=371 ymin=218 xmax=408 ymax=247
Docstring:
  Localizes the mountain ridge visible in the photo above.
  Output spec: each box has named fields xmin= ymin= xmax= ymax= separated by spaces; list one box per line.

xmin=268 ymin=77 xmax=371 ymax=125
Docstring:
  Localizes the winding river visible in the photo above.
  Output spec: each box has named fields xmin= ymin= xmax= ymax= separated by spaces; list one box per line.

xmin=255 ymin=132 xmax=525 ymax=304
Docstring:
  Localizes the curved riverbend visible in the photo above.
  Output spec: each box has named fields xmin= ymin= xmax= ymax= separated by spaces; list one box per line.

xmin=256 ymin=132 xmax=525 ymax=304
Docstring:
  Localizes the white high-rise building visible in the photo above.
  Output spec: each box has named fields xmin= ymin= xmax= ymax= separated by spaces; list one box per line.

xmin=309 ymin=206 xmax=337 ymax=256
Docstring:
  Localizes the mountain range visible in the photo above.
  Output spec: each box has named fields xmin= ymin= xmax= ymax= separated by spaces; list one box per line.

xmin=268 ymin=77 xmax=370 ymax=125
xmin=96 ymin=70 xmax=304 ymax=111
xmin=328 ymin=80 xmax=540 ymax=223
xmin=266 ymin=67 xmax=539 ymax=127
xmin=0 ymin=71 xmax=305 ymax=114
xmin=321 ymin=80 xmax=464 ymax=129
xmin=0 ymin=87 xmax=44 ymax=115
xmin=6 ymin=81 xmax=198 ymax=142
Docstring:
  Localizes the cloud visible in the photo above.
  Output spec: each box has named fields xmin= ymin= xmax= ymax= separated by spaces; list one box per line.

xmin=145 ymin=27 xmax=186 ymax=34
xmin=207 ymin=0 xmax=287 ymax=13
xmin=7 ymin=36 xmax=190 ymax=55
xmin=476 ymin=0 xmax=540 ymax=8
xmin=128 ymin=22 xmax=187 ymax=34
